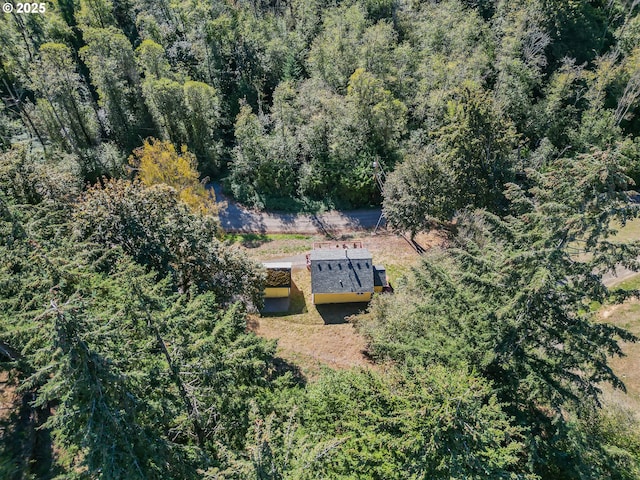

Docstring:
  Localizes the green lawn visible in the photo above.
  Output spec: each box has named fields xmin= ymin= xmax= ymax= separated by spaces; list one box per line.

xmin=224 ymin=233 xmax=312 ymax=250
xmin=615 ymin=274 xmax=640 ymax=291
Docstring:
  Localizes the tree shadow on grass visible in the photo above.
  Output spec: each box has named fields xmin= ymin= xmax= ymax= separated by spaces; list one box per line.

xmin=225 ymin=233 xmax=271 ymax=248
xmin=246 ymin=315 xmax=307 ymax=386
xmin=316 ymin=302 xmax=370 ymax=325
xmin=400 ymin=234 xmax=427 ymax=254
xmin=288 ymin=281 xmax=306 ymax=314
xmin=241 ymin=233 xmax=271 ymax=248
xmin=261 ymin=280 xmax=307 ymax=317
xmin=270 ymin=357 xmax=307 ymax=387
xmin=0 ymin=379 xmax=56 ymax=479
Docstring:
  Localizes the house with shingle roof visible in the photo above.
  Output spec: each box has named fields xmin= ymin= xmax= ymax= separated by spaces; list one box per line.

xmin=309 ymin=248 xmax=386 ymax=304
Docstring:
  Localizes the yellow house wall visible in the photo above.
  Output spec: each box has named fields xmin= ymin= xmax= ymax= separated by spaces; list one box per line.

xmin=264 ymin=287 xmax=290 ymax=298
xmin=312 ymin=292 xmax=372 ymax=305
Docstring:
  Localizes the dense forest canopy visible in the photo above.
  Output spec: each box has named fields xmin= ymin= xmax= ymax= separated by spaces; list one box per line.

xmin=2 ymin=0 xmax=640 ymax=478
xmin=2 ymin=0 xmax=640 ymax=209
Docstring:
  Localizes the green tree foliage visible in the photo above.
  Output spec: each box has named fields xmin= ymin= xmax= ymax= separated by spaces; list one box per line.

xmin=366 ymin=146 xmax=640 ymax=477
xmin=307 ymin=5 xmax=369 ymax=92
xmin=80 ymin=26 xmax=151 ymax=151
xmin=227 ymin=71 xmax=407 ymax=209
xmin=2 ymin=0 xmax=640 ymax=209
xmin=227 ymin=103 xmax=282 ymax=208
xmin=0 ymin=145 xmax=82 ymax=207
xmin=77 ymin=0 xmax=116 ymax=28
xmin=30 ymin=43 xmax=102 ymax=176
xmin=73 ymin=178 xmax=264 ymax=306
xmin=541 ymin=0 xmax=615 ymax=66
xmin=433 ymin=83 xmax=517 ymax=211
xmin=493 ymin=0 xmax=550 ymax=134
xmin=183 ymin=80 xmax=223 ymax=174
xmin=135 ymin=38 xmax=172 ymax=80
xmin=383 ymin=84 xmax=517 ymax=234
xmin=0 ymin=148 xmax=278 ymax=478
xmin=202 ymin=8 xmax=291 ymax=115
xmin=267 ymin=366 xmax=525 ymax=479
xmin=4 ymin=1 xmax=640 ymax=477
xmin=216 ymin=365 xmax=528 ymax=479
xmin=406 ymin=0 xmax=493 ymax=128
xmin=142 ymin=76 xmax=188 ymax=143
xmin=382 ymin=147 xmax=456 ymax=238
xmin=138 ymin=40 xmax=223 ymax=176
xmin=0 ymin=245 xmax=276 ymax=477
xmin=347 ymin=68 xmax=407 ymax=152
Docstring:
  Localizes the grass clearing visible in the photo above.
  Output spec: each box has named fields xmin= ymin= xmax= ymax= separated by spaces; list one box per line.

xmin=614 ymin=274 xmax=640 ymax=291
xmin=225 ymin=232 xmax=312 ymax=245
xmin=599 ymin=299 xmax=640 ymax=415
xmin=225 ymin=232 xmax=312 ymax=243
xmin=250 ymin=314 xmax=373 ymax=374
xmin=243 ymin=231 xmax=446 ymax=374
xmin=227 ymin=233 xmax=314 ymax=256
xmin=593 ymin=217 xmax=640 ymax=417
xmin=611 ymin=217 xmax=640 ymax=244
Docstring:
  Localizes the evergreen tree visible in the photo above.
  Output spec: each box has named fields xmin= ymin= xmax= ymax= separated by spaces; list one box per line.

xmin=366 ymin=144 xmax=640 ymax=477
xmin=73 ymin=178 xmax=264 ymax=306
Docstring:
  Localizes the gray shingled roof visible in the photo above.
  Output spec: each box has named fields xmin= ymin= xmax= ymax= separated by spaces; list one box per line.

xmin=310 ymin=249 xmax=374 ymax=294
xmin=374 ymin=266 xmax=387 ymax=287
xmin=310 ymin=248 xmax=372 ymax=261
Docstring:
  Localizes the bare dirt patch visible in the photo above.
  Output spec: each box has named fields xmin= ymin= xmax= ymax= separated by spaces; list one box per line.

xmin=600 ymin=304 xmax=622 ymax=319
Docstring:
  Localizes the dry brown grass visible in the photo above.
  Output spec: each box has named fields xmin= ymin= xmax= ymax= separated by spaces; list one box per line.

xmin=365 ymin=231 xmax=443 ymax=283
xmin=0 ymin=370 xmax=20 ymax=424
xmin=249 ymin=266 xmax=373 ymax=375
xmin=598 ymin=300 xmax=640 ymax=415
xmin=249 ymin=315 xmax=373 ymax=374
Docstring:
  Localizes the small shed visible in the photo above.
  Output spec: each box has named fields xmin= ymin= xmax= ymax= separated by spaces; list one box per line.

xmin=373 ymin=265 xmax=388 ymax=293
xmin=310 ymin=248 xmax=374 ymax=305
xmin=262 ymin=262 xmax=292 ymax=299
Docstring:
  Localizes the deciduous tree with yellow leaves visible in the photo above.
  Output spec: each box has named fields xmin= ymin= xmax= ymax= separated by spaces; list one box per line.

xmin=130 ymin=138 xmax=215 ymax=215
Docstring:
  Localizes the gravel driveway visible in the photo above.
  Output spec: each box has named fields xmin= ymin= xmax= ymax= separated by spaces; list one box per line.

xmin=211 ymin=183 xmax=385 ymax=235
